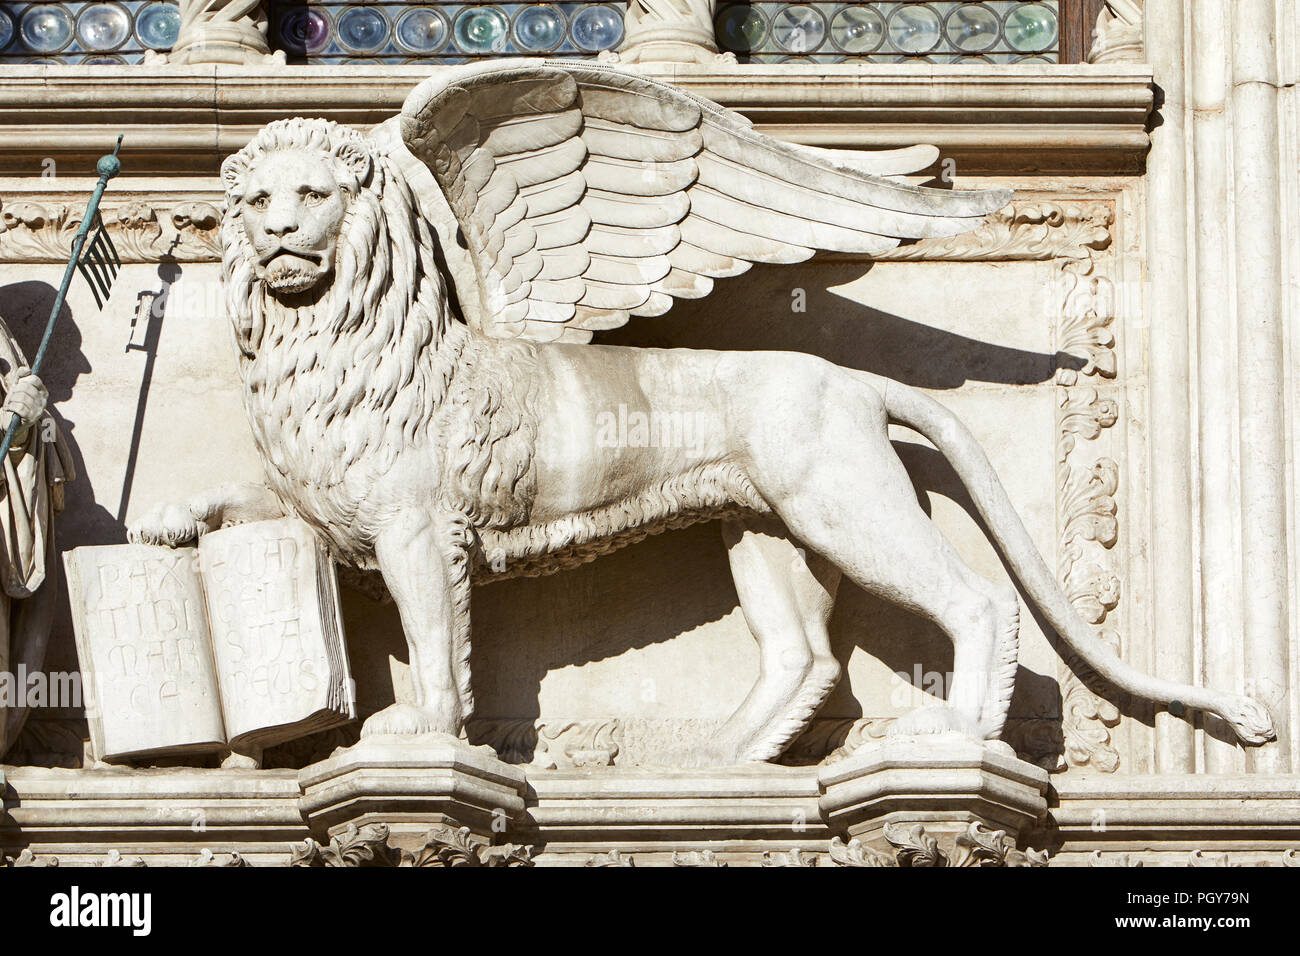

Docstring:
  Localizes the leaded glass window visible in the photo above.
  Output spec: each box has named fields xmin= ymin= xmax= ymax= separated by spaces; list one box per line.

xmin=0 ymin=0 xmax=1094 ymax=65
xmin=0 ymin=2 xmax=180 ymax=63
xmin=718 ymin=2 xmax=1061 ymax=63
xmin=272 ymin=2 xmax=626 ymax=62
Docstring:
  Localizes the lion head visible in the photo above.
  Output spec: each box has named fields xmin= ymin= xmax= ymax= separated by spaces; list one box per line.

xmin=221 ymin=119 xmax=375 ymax=296
xmin=219 ymin=118 xmax=441 ymax=362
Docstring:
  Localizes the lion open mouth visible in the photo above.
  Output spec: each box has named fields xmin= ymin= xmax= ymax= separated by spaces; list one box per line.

xmin=261 ymin=249 xmax=328 ymax=294
xmin=260 ymin=248 xmax=323 ymax=267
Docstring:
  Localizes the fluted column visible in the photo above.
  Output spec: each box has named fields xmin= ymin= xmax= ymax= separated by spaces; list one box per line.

xmin=1189 ymin=0 xmax=1243 ymax=775
xmin=1230 ymin=0 xmax=1290 ymax=774
xmin=1142 ymin=0 xmax=1197 ymax=773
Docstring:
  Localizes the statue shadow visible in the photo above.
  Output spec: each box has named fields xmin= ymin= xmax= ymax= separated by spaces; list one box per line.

xmin=593 ymin=259 xmax=1087 ymax=388
xmin=0 ymin=279 xmax=114 ymax=758
xmin=0 ymin=280 xmax=113 ymax=549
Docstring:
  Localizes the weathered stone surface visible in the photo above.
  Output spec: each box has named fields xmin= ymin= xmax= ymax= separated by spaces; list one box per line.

xmin=297 ymin=734 xmax=528 ymax=849
xmin=818 ymin=734 xmax=1049 ymax=848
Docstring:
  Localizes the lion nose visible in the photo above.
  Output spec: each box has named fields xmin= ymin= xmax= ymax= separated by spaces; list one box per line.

xmin=264 ymin=215 xmax=298 ymax=237
xmin=263 ymin=197 xmax=300 ymax=236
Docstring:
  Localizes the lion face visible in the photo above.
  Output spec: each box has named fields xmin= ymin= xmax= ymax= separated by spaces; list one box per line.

xmin=238 ymin=149 xmax=349 ymax=295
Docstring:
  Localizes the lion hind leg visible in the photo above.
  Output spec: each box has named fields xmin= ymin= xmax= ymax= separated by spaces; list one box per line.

xmin=713 ymin=517 xmax=842 ymax=764
xmin=747 ymin=383 xmax=1013 ymax=741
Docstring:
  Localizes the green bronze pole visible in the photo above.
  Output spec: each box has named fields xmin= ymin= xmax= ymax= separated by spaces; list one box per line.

xmin=0 ymin=136 xmax=123 ymax=472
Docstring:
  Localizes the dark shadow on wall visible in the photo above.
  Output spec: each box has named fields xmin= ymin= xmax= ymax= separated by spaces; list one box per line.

xmin=116 ymin=258 xmax=179 ymax=523
xmin=594 ymin=259 xmax=1084 ymax=390
xmin=0 ymin=279 xmax=118 ymax=763
xmin=0 ymin=280 xmax=117 ymax=550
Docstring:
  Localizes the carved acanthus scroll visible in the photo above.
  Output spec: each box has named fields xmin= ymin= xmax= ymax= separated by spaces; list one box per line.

xmin=0 ymin=199 xmax=223 ymax=262
xmin=1053 ymin=205 xmax=1123 ymax=772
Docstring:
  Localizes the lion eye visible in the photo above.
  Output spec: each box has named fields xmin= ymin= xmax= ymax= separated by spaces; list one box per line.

xmin=305 ymin=191 xmax=328 ymax=205
xmin=248 ymin=195 xmax=269 ymax=210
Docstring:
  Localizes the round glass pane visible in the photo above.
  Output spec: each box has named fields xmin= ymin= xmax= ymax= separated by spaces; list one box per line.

xmin=513 ymin=5 xmax=564 ymax=52
xmin=771 ymin=4 xmax=825 ymax=54
xmin=279 ymin=8 xmax=331 ymax=53
xmin=0 ymin=9 xmax=15 ymax=50
xmin=20 ymin=5 xmax=74 ymax=52
xmin=716 ymin=4 xmax=767 ymax=53
xmin=944 ymin=3 xmax=999 ymax=53
xmin=135 ymin=2 xmax=180 ymax=49
xmin=453 ymin=7 xmax=507 ymax=54
xmin=571 ymin=5 xmax=622 ymax=51
xmin=337 ymin=6 xmax=388 ymax=53
xmin=830 ymin=6 xmax=884 ymax=54
xmin=395 ymin=8 xmax=447 ymax=53
xmin=81 ymin=53 xmax=123 ymax=63
xmin=1005 ymin=2 xmax=1057 ymax=52
xmin=77 ymin=3 xmax=131 ymax=51
xmin=887 ymin=3 xmax=941 ymax=54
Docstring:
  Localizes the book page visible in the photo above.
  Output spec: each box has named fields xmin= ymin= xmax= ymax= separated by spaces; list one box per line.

xmin=198 ymin=519 xmax=355 ymax=748
xmin=63 ymin=545 xmax=226 ymax=760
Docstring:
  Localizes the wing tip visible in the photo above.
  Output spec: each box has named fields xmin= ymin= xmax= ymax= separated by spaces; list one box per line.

xmin=981 ymin=187 xmax=1015 ymax=215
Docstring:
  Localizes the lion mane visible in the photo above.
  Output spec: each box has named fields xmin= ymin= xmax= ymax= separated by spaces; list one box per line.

xmin=219 ymin=119 xmax=543 ymax=714
xmin=220 ymin=117 xmax=540 ymax=549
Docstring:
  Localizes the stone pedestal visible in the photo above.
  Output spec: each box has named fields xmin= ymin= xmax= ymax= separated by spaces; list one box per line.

xmin=612 ymin=0 xmax=727 ymax=65
xmin=818 ymin=734 xmax=1049 ymax=864
xmin=297 ymin=734 xmax=527 ymax=853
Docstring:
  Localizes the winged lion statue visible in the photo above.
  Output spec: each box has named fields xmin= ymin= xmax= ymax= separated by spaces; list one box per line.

xmin=129 ymin=61 xmax=1275 ymax=765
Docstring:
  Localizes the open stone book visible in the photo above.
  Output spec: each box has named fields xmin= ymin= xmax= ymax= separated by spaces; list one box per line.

xmin=64 ymin=518 xmax=355 ymax=762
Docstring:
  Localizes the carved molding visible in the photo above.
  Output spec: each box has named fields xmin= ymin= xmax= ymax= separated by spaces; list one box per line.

xmin=0 ymin=198 xmax=223 ymax=263
xmin=828 ymin=824 xmax=1051 ymax=867
xmin=1089 ymin=1 xmax=1145 ymax=65
xmin=13 ymin=841 xmax=1295 ymax=867
xmin=1054 ymin=214 xmax=1123 ymax=773
xmin=1089 ymin=849 xmax=1300 ymax=868
xmin=2 ymin=849 xmax=58 ymax=867
xmin=875 ymin=201 xmax=1114 ymax=263
xmin=581 ymin=824 xmax=1049 ymax=867
xmin=585 ymin=849 xmax=637 ymax=867
xmin=761 ymin=849 xmax=818 ymax=867
xmin=673 ymin=849 xmax=727 ymax=867
xmin=0 ymin=199 xmax=1112 ymax=267
xmin=289 ymin=823 xmax=536 ymax=868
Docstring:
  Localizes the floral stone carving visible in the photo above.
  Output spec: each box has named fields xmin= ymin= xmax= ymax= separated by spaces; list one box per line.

xmin=289 ymin=823 xmax=536 ymax=868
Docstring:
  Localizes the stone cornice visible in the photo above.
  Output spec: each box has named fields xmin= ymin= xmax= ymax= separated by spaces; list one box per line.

xmin=0 ymin=63 xmax=1154 ymax=178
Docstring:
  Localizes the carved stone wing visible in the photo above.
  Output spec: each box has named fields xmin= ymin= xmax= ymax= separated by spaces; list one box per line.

xmin=399 ymin=60 xmax=1012 ymax=343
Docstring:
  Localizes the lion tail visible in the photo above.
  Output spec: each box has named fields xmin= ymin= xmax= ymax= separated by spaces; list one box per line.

xmin=865 ymin=372 xmax=1276 ymax=747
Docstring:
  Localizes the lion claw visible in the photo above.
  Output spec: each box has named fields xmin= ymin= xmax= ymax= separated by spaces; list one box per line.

xmin=360 ymin=702 xmax=458 ymax=738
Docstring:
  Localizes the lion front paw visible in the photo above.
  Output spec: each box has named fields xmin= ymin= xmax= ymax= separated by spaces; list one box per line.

xmin=361 ymin=702 xmax=459 ymax=738
xmin=889 ymin=706 xmax=980 ymax=739
xmin=127 ymin=501 xmax=209 ymax=548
